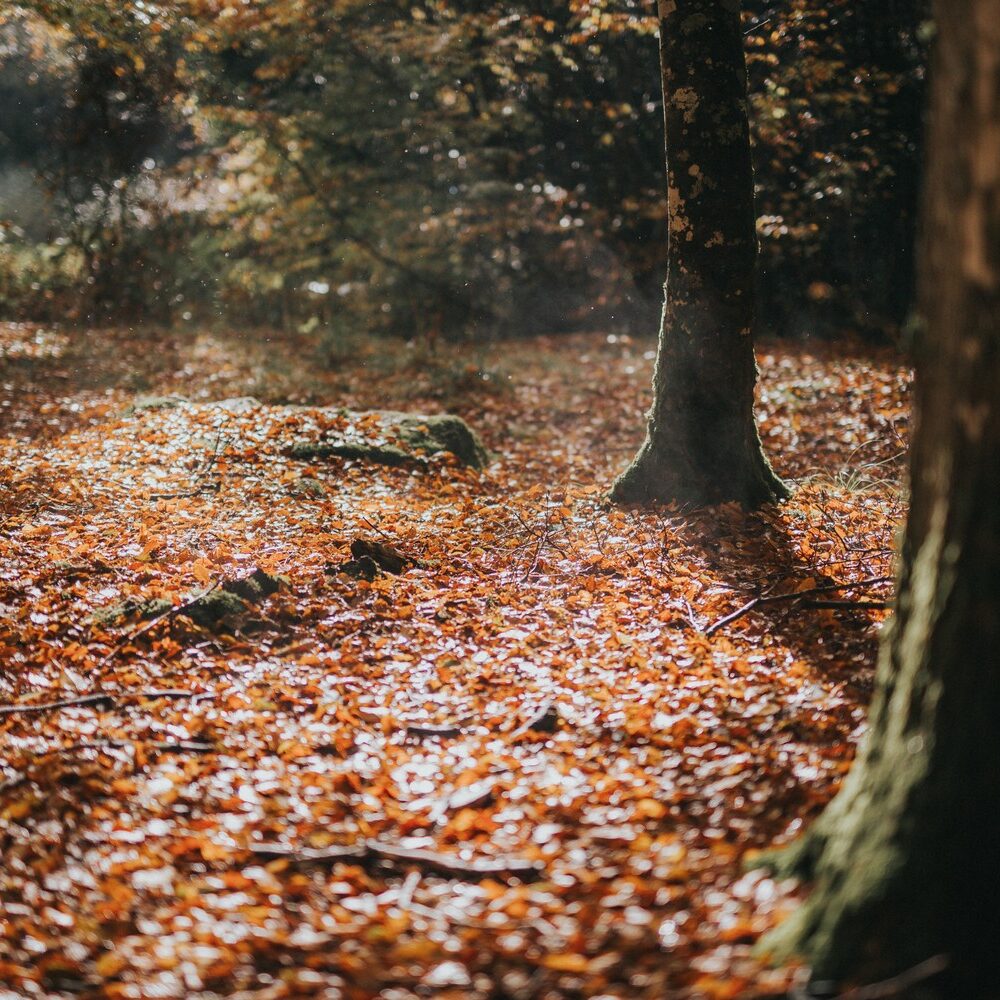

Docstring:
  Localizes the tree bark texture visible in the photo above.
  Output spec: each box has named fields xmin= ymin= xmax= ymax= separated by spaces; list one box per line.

xmin=611 ymin=0 xmax=787 ymax=507
xmin=760 ymin=2 xmax=1000 ymax=993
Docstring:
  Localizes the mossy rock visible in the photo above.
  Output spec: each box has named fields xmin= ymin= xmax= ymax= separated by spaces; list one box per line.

xmin=92 ymin=570 xmax=285 ymax=630
xmin=337 ymin=555 xmax=382 ymax=581
xmin=288 ymin=410 xmax=489 ymax=469
xmin=392 ymin=413 xmax=489 ymax=468
xmin=183 ymin=588 xmax=250 ymax=626
xmin=287 ymin=476 xmax=327 ymax=498
xmin=123 ymin=395 xmax=187 ymax=416
xmin=183 ymin=569 xmax=285 ymax=626
xmin=219 ymin=567 xmax=283 ymax=602
xmin=292 ymin=441 xmax=414 ymax=467
xmin=92 ymin=596 xmax=173 ymax=626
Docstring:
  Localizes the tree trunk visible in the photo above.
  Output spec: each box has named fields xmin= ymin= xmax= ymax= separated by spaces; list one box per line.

xmin=759 ymin=2 xmax=1000 ymax=993
xmin=611 ymin=0 xmax=787 ymax=507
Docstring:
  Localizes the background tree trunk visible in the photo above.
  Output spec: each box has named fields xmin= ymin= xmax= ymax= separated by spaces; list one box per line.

xmin=759 ymin=1 xmax=1000 ymax=993
xmin=611 ymin=0 xmax=786 ymax=507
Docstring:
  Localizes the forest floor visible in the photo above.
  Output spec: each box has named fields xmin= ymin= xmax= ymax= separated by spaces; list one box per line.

xmin=0 ymin=322 xmax=910 ymax=1000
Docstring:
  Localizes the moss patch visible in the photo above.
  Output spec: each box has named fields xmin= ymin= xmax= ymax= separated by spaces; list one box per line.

xmin=92 ymin=569 xmax=285 ymax=631
xmin=92 ymin=596 xmax=173 ymax=627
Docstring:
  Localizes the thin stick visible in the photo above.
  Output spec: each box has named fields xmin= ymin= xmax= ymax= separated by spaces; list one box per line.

xmin=151 ymin=422 xmax=228 ymax=500
xmin=149 ymin=482 xmax=220 ymax=501
xmin=359 ymin=515 xmax=395 ymax=543
xmin=250 ymin=838 xmax=543 ymax=882
xmin=802 ymin=599 xmax=892 ymax=611
xmin=833 ymin=954 xmax=949 ymax=1000
xmin=0 ymin=689 xmax=209 ymax=718
xmin=405 ymin=722 xmax=466 ymax=738
xmin=705 ymin=575 xmax=895 ymax=637
xmin=252 ymin=842 xmax=366 ymax=863
xmin=744 ymin=15 xmax=772 ymax=35
xmin=397 ymin=870 xmax=421 ymax=910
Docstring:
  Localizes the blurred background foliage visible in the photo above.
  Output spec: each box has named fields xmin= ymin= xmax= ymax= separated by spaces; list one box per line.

xmin=0 ymin=0 xmax=928 ymax=342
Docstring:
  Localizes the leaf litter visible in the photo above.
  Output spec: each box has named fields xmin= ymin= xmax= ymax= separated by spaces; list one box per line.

xmin=0 ymin=324 xmax=910 ymax=998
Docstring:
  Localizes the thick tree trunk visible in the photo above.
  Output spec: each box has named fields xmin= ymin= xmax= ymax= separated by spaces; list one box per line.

xmin=760 ymin=2 xmax=1000 ymax=993
xmin=611 ymin=0 xmax=786 ymax=507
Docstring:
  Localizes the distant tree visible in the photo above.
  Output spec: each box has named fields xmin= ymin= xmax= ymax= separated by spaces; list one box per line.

xmin=1 ymin=4 xmax=189 ymax=320
xmin=760 ymin=0 xmax=1000 ymax=993
xmin=611 ymin=0 xmax=787 ymax=507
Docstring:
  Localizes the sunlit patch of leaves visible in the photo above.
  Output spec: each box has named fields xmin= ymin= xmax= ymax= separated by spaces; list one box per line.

xmin=0 ymin=324 xmax=909 ymax=998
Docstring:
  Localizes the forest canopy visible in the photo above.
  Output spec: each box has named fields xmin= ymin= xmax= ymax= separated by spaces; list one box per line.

xmin=1 ymin=0 xmax=927 ymax=340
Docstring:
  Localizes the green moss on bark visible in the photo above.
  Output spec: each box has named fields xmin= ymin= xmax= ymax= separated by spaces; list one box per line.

xmin=756 ymin=5 xmax=1000 ymax=990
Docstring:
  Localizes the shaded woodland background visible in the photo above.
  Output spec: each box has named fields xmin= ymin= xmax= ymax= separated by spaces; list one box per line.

xmin=1 ymin=0 xmax=927 ymax=343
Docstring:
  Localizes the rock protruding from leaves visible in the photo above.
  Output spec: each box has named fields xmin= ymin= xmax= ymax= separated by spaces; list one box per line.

xmin=335 ymin=538 xmax=419 ymax=580
xmin=289 ymin=411 xmax=489 ymax=469
xmin=123 ymin=395 xmax=186 ymax=416
xmin=189 ymin=568 xmax=284 ymax=626
xmin=121 ymin=397 xmax=490 ymax=470
xmin=92 ymin=596 xmax=172 ymax=627
xmin=92 ymin=569 xmax=285 ymax=630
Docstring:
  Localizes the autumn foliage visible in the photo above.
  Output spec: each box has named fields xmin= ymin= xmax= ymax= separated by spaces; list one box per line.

xmin=0 ymin=323 xmax=910 ymax=997
xmin=1 ymin=1 xmax=926 ymax=338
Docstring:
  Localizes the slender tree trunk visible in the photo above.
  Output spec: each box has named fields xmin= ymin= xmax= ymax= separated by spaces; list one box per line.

xmin=611 ymin=0 xmax=786 ymax=507
xmin=759 ymin=2 xmax=1000 ymax=993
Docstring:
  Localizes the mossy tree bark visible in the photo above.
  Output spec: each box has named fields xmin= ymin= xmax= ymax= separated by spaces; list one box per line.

xmin=759 ymin=2 xmax=1000 ymax=993
xmin=611 ymin=0 xmax=787 ymax=507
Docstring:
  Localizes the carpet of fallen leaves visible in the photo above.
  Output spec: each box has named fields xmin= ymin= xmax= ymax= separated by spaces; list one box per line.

xmin=0 ymin=322 xmax=911 ymax=1000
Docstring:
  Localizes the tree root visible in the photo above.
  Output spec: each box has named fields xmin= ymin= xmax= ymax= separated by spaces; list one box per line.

xmin=610 ymin=436 xmax=789 ymax=509
xmin=250 ymin=838 xmax=543 ymax=883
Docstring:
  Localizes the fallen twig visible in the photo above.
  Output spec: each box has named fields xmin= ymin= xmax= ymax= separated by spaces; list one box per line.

xmin=4 ymin=739 xmax=216 ymax=778
xmin=48 ymin=559 xmax=114 ymax=581
xmin=511 ymin=701 xmax=561 ymax=739
xmin=834 ymin=954 xmax=948 ymax=999
xmin=154 ymin=738 xmax=215 ymax=754
xmin=404 ymin=721 xmax=468 ymax=739
xmin=705 ymin=575 xmax=895 ymax=637
xmin=250 ymin=838 xmax=543 ymax=882
xmin=150 ymin=422 xmax=228 ymax=500
xmin=149 ymin=481 xmax=221 ymax=501
xmin=789 ymin=954 xmax=950 ymax=1000
xmin=801 ymin=599 xmax=892 ymax=611
xmin=397 ymin=870 xmax=420 ymax=910
xmin=422 ymin=776 xmax=503 ymax=825
xmin=359 ymin=515 xmax=396 ymax=543
xmin=0 ymin=688 xmax=210 ymax=717
xmin=65 ymin=737 xmax=214 ymax=754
